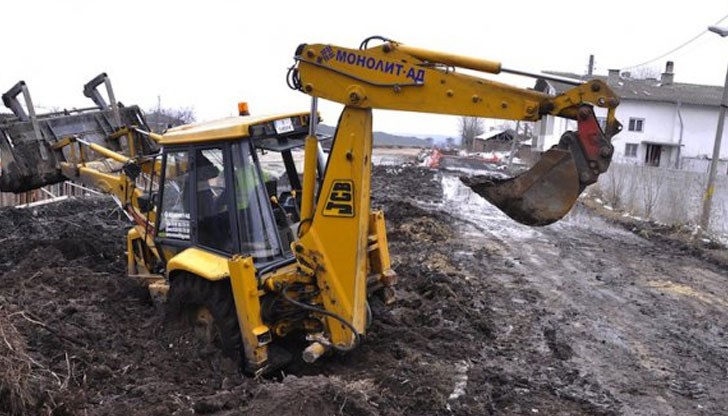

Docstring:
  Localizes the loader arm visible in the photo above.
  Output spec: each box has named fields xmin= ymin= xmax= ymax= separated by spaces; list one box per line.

xmin=287 ymin=39 xmax=622 ymax=351
xmin=50 ymin=133 xmax=163 ymax=266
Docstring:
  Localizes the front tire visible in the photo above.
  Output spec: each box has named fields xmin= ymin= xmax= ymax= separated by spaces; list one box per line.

xmin=166 ymin=273 xmax=243 ymax=360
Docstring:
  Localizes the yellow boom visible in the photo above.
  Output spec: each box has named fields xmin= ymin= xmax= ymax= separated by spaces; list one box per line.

xmin=287 ymin=38 xmax=622 ymax=352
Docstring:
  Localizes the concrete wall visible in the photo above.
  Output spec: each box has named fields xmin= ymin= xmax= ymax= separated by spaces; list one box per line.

xmin=681 ymin=157 xmax=728 ymax=175
xmin=595 ymin=162 xmax=728 ymax=234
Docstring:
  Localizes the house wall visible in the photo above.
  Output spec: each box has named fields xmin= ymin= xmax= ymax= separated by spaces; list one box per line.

xmin=534 ymin=116 xmax=575 ymax=151
xmin=536 ymin=98 xmax=728 ymax=172
xmin=676 ymin=104 xmax=728 ymax=159
xmin=607 ymin=101 xmax=676 ymax=167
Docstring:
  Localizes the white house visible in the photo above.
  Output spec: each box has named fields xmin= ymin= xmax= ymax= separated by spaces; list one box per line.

xmin=533 ymin=62 xmax=728 ymax=173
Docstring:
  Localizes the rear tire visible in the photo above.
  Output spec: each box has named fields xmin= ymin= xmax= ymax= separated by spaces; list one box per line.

xmin=166 ymin=273 xmax=243 ymax=360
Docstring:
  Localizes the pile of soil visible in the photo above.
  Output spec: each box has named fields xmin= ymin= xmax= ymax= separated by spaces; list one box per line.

xmin=0 ymin=167 xmax=592 ymax=416
xmin=371 ymin=165 xmax=443 ymax=206
xmin=1 ymin=166 xmax=726 ymax=415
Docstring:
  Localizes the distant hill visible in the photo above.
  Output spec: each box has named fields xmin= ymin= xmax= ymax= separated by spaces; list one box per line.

xmin=316 ymin=124 xmax=429 ymax=148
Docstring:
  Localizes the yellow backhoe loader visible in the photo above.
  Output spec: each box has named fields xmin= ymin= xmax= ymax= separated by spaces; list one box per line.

xmin=0 ymin=37 xmax=620 ymax=374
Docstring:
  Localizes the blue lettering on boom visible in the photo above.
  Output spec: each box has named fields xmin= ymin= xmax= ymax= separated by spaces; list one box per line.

xmin=333 ymin=49 xmax=425 ymax=83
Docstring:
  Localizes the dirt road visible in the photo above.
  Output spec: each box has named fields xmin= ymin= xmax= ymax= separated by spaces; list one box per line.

xmin=0 ymin=166 xmax=726 ymax=415
xmin=432 ymin=174 xmax=728 ymax=415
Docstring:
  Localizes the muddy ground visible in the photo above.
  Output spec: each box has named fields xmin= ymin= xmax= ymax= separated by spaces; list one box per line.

xmin=1 ymin=166 xmax=727 ymax=415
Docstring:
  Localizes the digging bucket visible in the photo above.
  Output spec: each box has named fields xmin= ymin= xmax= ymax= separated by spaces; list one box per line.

xmin=461 ymin=148 xmax=582 ymax=226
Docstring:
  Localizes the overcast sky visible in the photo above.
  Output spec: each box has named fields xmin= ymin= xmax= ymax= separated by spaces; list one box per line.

xmin=3 ymin=1 xmax=728 ymax=137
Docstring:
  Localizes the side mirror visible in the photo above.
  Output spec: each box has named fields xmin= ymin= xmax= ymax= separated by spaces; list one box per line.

xmin=138 ymin=192 xmax=156 ymax=213
xmin=122 ymin=162 xmax=141 ymax=181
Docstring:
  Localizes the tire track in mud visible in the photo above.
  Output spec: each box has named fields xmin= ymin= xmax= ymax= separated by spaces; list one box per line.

xmin=436 ymin=173 xmax=728 ymax=415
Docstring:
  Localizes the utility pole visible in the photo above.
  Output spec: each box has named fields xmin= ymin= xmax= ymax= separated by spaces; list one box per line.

xmin=701 ymin=26 xmax=728 ymax=232
xmin=507 ymin=121 xmax=520 ymax=171
xmin=156 ymin=95 xmax=162 ymax=133
xmin=700 ymin=65 xmax=728 ymax=231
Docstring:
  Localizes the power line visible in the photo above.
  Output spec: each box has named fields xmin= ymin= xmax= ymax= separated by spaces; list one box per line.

xmin=621 ymin=12 xmax=728 ymax=71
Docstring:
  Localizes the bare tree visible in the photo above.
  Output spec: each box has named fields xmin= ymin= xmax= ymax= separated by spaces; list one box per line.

xmin=639 ymin=166 xmax=665 ymax=220
xmin=458 ymin=116 xmax=484 ymax=151
xmin=627 ymin=66 xmax=661 ymax=80
xmin=603 ymin=163 xmax=628 ymax=209
xmin=146 ymin=106 xmax=196 ymax=133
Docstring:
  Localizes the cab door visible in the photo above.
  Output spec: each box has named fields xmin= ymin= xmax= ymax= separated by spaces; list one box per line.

xmin=157 ymin=148 xmax=193 ymax=260
xmin=193 ymin=145 xmax=235 ymax=254
xmin=156 ymin=144 xmax=237 ymax=261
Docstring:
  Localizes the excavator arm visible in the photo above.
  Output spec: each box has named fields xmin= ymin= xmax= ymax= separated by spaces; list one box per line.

xmin=291 ymin=40 xmax=621 ymax=225
xmin=286 ymin=38 xmax=622 ymax=354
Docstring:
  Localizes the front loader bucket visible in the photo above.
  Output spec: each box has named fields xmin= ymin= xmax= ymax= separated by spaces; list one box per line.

xmin=461 ymin=149 xmax=581 ymax=226
xmin=0 ymin=105 xmax=156 ymax=193
xmin=0 ymin=75 xmax=158 ymax=193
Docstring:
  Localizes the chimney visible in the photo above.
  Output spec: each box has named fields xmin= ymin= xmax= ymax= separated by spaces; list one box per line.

xmin=607 ymin=69 xmax=620 ymax=85
xmin=661 ymin=61 xmax=674 ymax=85
xmin=588 ymin=54 xmax=595 ymax=76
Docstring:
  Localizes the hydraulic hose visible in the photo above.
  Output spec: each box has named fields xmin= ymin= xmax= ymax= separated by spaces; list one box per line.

xmin=280 ymin=284 xmax=360 ymax=352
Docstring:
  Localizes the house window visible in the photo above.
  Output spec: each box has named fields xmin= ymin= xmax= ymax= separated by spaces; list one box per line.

xmin=628 ymin=118 xmax=644 ymax=132
xmin=625 ymin=143 xmax=638 ymax=157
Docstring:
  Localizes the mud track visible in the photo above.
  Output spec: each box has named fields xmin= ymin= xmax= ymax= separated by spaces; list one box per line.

xmin=1 ymin=166 xmax=727 ymax=415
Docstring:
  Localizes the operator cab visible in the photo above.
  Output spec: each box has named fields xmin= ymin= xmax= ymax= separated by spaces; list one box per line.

xmin=154 ymin=111 xmax=327 ymax=271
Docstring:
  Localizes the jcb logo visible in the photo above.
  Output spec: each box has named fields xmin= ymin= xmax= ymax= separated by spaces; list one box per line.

xmin=323 ymin=180 xmax=354 ymax=217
